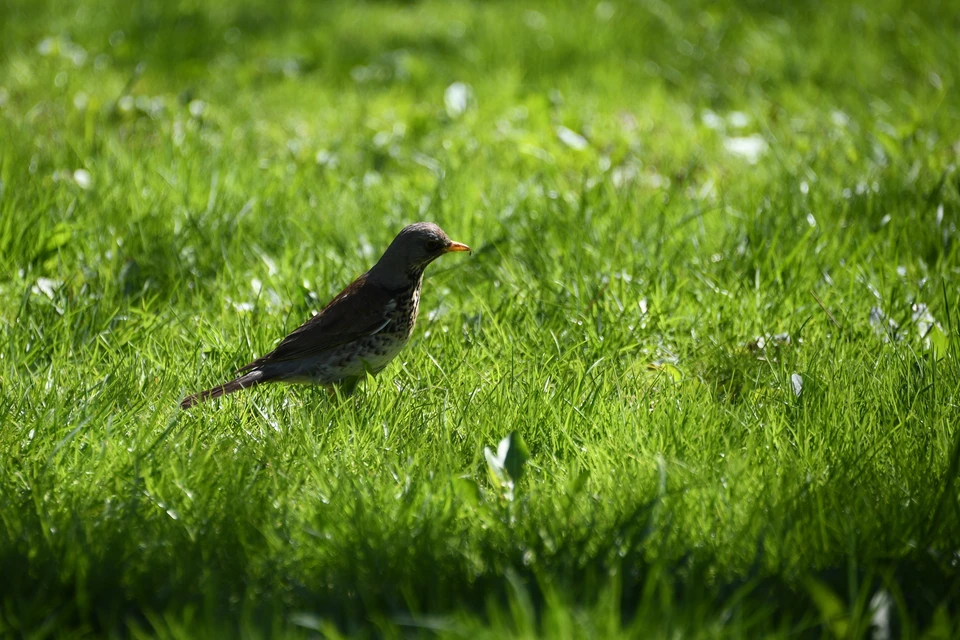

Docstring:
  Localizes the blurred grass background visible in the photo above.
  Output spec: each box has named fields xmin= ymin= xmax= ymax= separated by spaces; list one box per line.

xmin=1 ymin=0 xmax=959 ymax=637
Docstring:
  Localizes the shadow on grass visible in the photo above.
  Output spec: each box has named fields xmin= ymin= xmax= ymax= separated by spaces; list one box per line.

xmin=1 ymin=482 xmax=958 ymax=636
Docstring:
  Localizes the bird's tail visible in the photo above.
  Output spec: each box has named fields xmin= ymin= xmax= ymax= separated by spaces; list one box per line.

xmin=180 ymin=370 xmax=266 ymax=410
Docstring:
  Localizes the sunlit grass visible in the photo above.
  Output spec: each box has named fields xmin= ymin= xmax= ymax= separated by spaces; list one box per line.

xmin=2 ymin=0 xmax=959 ymax=636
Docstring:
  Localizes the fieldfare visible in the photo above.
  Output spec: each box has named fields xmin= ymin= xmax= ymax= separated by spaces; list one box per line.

xmin=181 ymin=222 xmax=469 ymax=409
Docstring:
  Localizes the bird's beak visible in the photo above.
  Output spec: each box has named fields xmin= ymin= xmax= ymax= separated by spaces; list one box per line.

xmin=445 ymin=241 xmax=471 ymax=253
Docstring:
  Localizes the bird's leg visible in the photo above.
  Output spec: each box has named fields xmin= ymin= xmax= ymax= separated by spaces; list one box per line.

xmin=336 ymin=375 xmax=362 ymax=396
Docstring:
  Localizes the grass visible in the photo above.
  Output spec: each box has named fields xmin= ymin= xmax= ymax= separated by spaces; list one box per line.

xmin=1 ymin=0 xmax=959 ymax=636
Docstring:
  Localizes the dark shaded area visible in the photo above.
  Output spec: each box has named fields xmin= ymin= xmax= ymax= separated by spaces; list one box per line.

xmin=1 ymin=487 xmax=958 ymax=636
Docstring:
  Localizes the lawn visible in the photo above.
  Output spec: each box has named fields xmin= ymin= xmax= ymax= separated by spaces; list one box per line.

xmin=2 ymin=0 xmax=959 ymax=636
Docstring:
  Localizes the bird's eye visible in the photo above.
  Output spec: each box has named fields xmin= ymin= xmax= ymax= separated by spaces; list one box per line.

xmin=428 ymin=239 xmax=445 ymax=252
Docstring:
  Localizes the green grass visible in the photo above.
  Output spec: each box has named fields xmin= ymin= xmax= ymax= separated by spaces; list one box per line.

xmin=2 ymin=0 xmax=960 ymax=636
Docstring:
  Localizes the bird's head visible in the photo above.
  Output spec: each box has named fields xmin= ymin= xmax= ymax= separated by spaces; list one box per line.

xmin=371 ymin=222 xmax=470 ymax=286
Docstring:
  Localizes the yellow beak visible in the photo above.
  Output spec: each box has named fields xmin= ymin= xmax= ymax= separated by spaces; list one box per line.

xmin=445 ymin=241 xmax=471 ymax=253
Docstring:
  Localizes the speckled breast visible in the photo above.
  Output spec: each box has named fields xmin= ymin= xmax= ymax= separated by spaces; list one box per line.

xmin=327 ymin=279 xmax=423 ymax=380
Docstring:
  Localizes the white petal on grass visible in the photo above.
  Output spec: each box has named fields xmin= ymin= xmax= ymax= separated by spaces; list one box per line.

xmin=869 ymin=306 xmax=899 ymax=340
xmin=64 ymin=43 xmax=88 ymax=67
xmin=724 ymin=135 xmax=767 ymax=163
xmin=372 ymin=131 xmax=391 ymax=148
xmin=611 ymin=164 xmax=638 ymax=188
xmin=315 ymin=149 xmax=338 ymax=167
xmin=484 ymin=439 xmax=514 ymax=501
xmin=870 ymin=590 xmax=893 ymax=640
xmin=727 ymin=111 xmax=750 ymax=128
xmin=556 ymin=125 xmax=588 ymax=150
xmin=118 ymin=95 xmax=135 ymax=113
xmin=640 ymin=171 xmax=666 ymax=189
xmin=831 ymin=110 xmax=850 ymax=127
xmin=791 ymin=373 xmax=803 ymax=397
xmin=260 ymin=251 xmax=278 ymax=276
xmin=188 ymin=99 xmax=206 ymax=118
xmin=495 ymin=436 xmax=510 ymax=466
xmin=73 ymin=169 xmax=92 ymax=190
xmin=701 ymin=110 xmax=724 ymax=131
xmin=37 ymin=37 xmax=57 ymax=56
xmin=912 ymin=303 xmax=937 ymax=340
xmin=444 ymin=82 xmax=472 ymax=118
xmin=32 ymin=278 xmax=62 ymax=298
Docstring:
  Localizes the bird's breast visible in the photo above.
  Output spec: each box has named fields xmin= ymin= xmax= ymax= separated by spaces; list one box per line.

xmin=387 ymin=280 xmax=422 ymax=339
xmin=275 ymin=279 xmax=424 ymax=383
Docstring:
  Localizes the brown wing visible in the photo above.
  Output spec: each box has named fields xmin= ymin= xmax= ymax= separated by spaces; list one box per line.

xmin=239 ymin=272 xmax=396 ymax=371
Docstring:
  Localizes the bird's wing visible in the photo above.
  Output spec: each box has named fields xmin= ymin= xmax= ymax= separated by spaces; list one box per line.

xmin=239 ymin=272 xmax=397 ymax=370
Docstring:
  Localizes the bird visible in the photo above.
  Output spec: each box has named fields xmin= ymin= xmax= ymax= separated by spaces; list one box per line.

xmin=180 ymin=222 xmax=470 ymax=409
